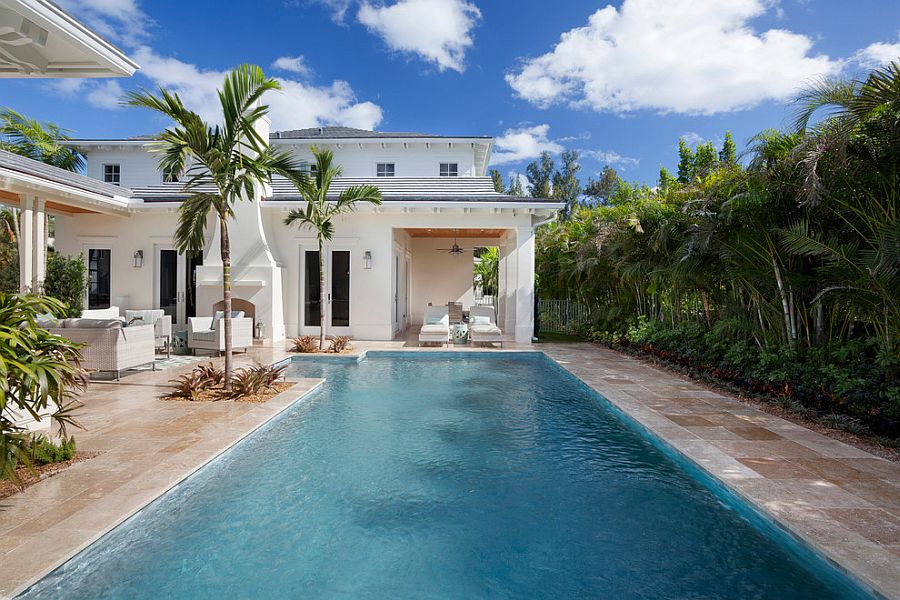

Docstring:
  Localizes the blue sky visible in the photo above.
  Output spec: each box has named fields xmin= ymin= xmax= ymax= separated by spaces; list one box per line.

xmin=4 ymin=0 xmax=899 ymax=185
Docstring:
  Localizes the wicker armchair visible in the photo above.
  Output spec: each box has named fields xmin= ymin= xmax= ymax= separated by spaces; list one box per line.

xmin=187 ymin=314 xmax=253 ymax=354
xmin=125 ymin=309 xmax=173 ymax=358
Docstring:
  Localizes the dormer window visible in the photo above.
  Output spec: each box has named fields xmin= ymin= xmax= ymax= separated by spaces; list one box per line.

xmin=300 ymin=161 xmax=318 ymax=176
xmin=440 ymin=163 xmax=458 ymax=177
xmin=376 ymin=162 xmax=395 ymax=177
xmin=103 ymin=164 xmax=120 ymax=185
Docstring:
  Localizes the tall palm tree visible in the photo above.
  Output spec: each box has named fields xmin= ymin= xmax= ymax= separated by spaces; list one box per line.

xmin=283 ymin=147 xmax=382 ymax=348
xmin=0 ymin=107 xmax=85 ymax=172
xmin=125 ymin=65 xmax=302 ymax=387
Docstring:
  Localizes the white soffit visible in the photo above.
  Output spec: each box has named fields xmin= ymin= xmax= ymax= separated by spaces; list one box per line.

xmin=0 ymin=0 xmax=138 ymax=78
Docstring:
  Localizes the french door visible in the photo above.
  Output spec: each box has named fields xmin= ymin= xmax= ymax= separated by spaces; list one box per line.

xmin=303 ymin=248 xmax=351 ymax=335
xmin=155 ymin=246 xmax=186 ymax=325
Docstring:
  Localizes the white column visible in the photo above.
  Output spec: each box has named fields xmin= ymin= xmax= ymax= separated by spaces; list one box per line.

xmin=32 ymin=198 xmax=46 ymax=292
xmin=496 ymin=235 xmax=508 ymax=328
xmin=514 ymin=226 xmax=535 ymax=344
xmin=503 ymin=232 xmax=518 ymax=335
xmin=18 ymin=196 xmax=34 ymax=293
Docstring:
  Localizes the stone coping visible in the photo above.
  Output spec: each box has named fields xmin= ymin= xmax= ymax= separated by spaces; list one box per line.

xmin=541 ymin=343 xmax=899 ymax=600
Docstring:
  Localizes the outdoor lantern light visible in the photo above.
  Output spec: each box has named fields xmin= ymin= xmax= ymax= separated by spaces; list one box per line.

xmin=133 ymin=250 xmax=143 ymax=268
xmin=363 ymin=250 xmax=373 ymax=269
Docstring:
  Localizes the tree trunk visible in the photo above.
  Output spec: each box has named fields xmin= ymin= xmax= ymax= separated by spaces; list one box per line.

xmin=701 ymin=290 xmax=712 ymax=327
xmin=221 ymin=219 xmax=233 ymax=390
xmin=815 ymin=300 xmax=824 ymax=345
xmin=772 ymin=258 xmax=794 ymax=345
xmin=319 ymin=241 xmax=327 ymax=350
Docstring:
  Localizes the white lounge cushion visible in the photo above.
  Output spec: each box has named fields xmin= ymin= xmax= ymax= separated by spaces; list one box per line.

xmin=470 ymin=324 xmax=501 ymax=334
xmin=470 ymin=315 xmax=492 ymax=326
xmin=420 ymin=324 xmax=449 ymax=334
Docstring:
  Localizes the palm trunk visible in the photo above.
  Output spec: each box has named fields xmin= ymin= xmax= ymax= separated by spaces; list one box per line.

xmin=221 ymin=219 xmax=233 ymax=389
xmin=701 ymin=290 xmax=712 ymax=327
xmin=772 ymin=257 xmax=794 ymax=345
xmin=319 ymin=241 xmax=326 ymax=350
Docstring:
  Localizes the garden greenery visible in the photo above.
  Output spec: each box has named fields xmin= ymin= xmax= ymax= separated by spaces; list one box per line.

xmin=535 ymin=63 xmax=899 ymax=439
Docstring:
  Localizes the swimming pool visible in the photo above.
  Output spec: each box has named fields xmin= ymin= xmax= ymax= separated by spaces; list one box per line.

xmin=20 ymin=352 xmax=874 ymax=599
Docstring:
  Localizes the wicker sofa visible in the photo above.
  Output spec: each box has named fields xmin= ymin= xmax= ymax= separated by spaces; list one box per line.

xmin=187 ymin=312 xmax=253 ymax=355
xmin=48 ymin=318 xmax=156 ymax=380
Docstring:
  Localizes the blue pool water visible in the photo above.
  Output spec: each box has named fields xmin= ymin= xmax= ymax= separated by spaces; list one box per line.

xmin=21 ymin=353 xmax=873 ymax=599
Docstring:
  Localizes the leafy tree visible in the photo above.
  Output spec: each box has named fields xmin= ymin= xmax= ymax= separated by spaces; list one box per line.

xmin=693 ymin=142 xmax=718 ymax=177
xmin=584 ymin=165 xmax=618 ymax=205
xmin=283 ymin=148 xmax=382 ymax=348
xmin=473 ymin=246 xmax=499 ymax=296
xmin=676 ymin=139 xmax=694 ymax=183
xmin=720 ymin=131 xmax=737 ymax=164
xmin=0 ymin=293 xmax=86 ymax=486
xmin=658 ymin=166 xmax=677 ymax=192
xmin=489 ymin=168 xmax=504 ymax=193
xmin=553 ymin=149 xmax=582 ymax=218
xmin=506 ymin=173 xmax=524 ymax=196
xmin=43 ymin=253 xmax=88 ymax=317
xmin=126 ymin=64 xmax=302 ymax=387
xmin=526 ymin=151 xmax=554 ymax=198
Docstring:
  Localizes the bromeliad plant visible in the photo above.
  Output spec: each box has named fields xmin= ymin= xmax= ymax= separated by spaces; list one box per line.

xmin=0 ymin=293 xmax=86 ymax=486
xmin=227 ymin=363 xmax=287 ymax=400
xmin=289 ymin=335 xmax=318 ymax=353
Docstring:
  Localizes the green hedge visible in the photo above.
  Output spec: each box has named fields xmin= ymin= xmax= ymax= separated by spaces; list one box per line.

xmin=43 ymin=252 xmax=87 ymax=317
xmin=577 ymin=316 xmax=900 ymax=440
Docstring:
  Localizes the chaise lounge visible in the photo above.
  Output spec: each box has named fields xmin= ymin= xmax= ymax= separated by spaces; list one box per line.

xmin=418 ymin=305 xmax=450 ymax=346
xmin=468 ymin=305 xmax=503 ymax=348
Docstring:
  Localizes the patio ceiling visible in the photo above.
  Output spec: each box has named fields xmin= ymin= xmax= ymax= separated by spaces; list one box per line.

xmin=404 ymin=228 xmax=506 ymax=238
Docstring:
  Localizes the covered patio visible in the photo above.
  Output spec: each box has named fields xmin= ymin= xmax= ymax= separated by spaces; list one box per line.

xmin=394 ymin=226 xmax=535 ymax=344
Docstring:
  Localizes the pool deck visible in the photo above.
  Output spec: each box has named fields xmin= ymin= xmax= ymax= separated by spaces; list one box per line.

xmin=0 ymin=340 xmax=898 ymax=599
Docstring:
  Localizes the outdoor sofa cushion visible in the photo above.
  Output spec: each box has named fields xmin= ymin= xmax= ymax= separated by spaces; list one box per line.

xmin=62 ymin=318 xmax=123 ymax=329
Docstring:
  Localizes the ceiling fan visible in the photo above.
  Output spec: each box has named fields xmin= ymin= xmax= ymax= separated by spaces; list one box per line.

xmin=436 ymin=231 xmax=475 ymax=256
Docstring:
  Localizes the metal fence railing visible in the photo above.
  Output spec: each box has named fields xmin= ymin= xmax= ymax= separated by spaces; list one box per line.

xmin=537 ymin=299 xmax=591 ymax=335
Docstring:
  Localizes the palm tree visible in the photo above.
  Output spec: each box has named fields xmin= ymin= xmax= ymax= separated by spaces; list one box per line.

xmin=283 ymin=148 xmax=382 ymax=349
xmin=125 ymin=65 xmax=302 ymax=387
xmin=0 ymin=107 xmax=85 ymax=172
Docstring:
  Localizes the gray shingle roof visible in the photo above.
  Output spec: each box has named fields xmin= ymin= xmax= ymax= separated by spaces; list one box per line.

xmin=270 ymin=127 xmax=490 ymax=140
xmin=0 ymin=150 xmax=132 ymax=199
xmin=131 ymin=176 xmax=557 ymax=204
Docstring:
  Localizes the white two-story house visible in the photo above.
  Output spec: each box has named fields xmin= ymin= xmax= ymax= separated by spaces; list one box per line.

xmin=52 ymin=124 xmax=561 ymax=344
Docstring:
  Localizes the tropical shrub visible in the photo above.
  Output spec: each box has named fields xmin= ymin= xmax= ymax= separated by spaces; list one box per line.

xmin=290 ymin=336 xmax=318 ymax=353
xmin=0 ymin=293 xmax=86 ymax=485
xmin=227 ymin=363 xmax=287 ymax=400
xmin=162 ymin=371 xmax=209 ymax=402
xmin=43 ymin=253 xmax=88 ymax=316
xmin=327 ymin=336 xmax=351 ymax=353
xmin=28 ymin=435 xmax=76 ymax=465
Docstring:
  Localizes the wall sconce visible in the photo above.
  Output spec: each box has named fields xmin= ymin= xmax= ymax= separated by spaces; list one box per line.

xmin=133 ymin=250 xmax=144 ymax=268
xmin=363 ymin=250 xmax=373 ymax=269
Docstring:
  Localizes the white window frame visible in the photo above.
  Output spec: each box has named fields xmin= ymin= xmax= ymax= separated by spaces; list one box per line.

xmin=439 ymin=162 xmax=458 ymax=177
xmin=376 ymin=162 xmax=395 ymax=177
xmin=103 ymin=164 xmax=121 ymax=185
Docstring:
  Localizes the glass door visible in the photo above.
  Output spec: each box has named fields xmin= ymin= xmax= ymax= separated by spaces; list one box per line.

xmin=155 ymin=246 xmax=186 ymax=325
xmin=87 ymin=248 xmax=111 ymax=309
xmin=302 ymin=248 xmax=351 ymax=334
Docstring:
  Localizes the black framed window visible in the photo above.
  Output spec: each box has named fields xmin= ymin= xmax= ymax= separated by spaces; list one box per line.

xmin=162 ymin=166 xmax=180 ymax=182
xmin=103 ymin=164 xmax=120 ymax=185
xmin=439 ymin=162 xmax=458 ymax=177
xmin=88 ymin=249 xmax=111 ymax=309
xmin=376 ymin=162 xmax=395 ymax=177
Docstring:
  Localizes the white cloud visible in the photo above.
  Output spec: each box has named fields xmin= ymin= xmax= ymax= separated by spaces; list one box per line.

xmin=582 ymin=149 xmax=640 ymax=169
xmin=853 ymin=36 xmax=900 ymax=69
xmin=85 ymin=81 xmax=125 ymax=109
xmin=131 ymin=47 xmax=382 ymax=130
xmin=308 ymin=0 xmax=354 ymax=22
xmin=506 ymin=0 xmax=842 ymax=115
xmin=680 ymin=132 xmax=705 ymax=147
xmin=357 ymin=0 xmax=480 ymax=72
xmin=490 ymin=124 xmax=563 ymax=165
xmin=55 ymin=0 xmax=152 ymax=46
xmin=272 ymin=55 xmax=312 ymax=77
